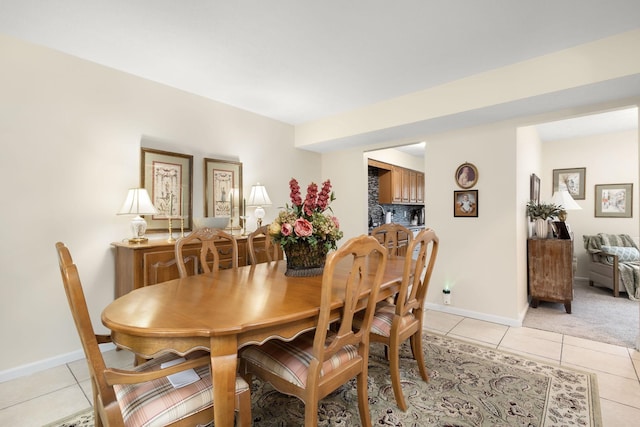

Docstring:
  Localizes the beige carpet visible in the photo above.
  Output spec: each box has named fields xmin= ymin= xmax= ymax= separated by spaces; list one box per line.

xmin=524 ymin=280 xmax=639 ymax=348
xmin=48 ymin=333 xmax=601 ymax=427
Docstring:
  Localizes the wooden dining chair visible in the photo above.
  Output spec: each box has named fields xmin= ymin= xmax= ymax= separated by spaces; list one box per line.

xmin=55 ymin=242 xmax=251 ymax=427
xmin=247 ymin=225 xmax=281 ymax=264
xmin=239 ymin=235 xmax=388 ymax=427
xmin=370 ymin=223 xmax=413 ymax=257
xmin=367 ymin=228 xmax=439 ymax=411
xmin=175 ymin=227 xmax=238 ymax=278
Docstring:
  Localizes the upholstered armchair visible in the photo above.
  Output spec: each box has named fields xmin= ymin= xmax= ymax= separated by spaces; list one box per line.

xmin=583 ymin=233 xmax=640 ymax=299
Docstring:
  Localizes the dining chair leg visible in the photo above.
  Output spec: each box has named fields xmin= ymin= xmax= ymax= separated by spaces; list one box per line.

xmin=236 ymin=389 xmax=252 ymax=427
xmin=356 ymin=371 xmax=372 ymax=427
xmin=304 ymin=397 xmax=319 ymax=426
xmin=92 ymin=382 xmax=103 ymax=427
xmin=389 ymin=334 xmax=407 ymax=411
xmin=410 ymin=331 xmax=429 ymax=382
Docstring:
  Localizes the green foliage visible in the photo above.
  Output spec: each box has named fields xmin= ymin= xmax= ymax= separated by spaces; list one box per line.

xmin=526 ymin=201 xmax=562 ymax=220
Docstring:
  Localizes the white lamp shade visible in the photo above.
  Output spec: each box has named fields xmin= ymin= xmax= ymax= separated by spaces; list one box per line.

xmin=118 ymin=188 xmax=158 ymax=215
xmin=551 ymin=190 xmax=582 ymax=211
xmin=247 ymin=183 xmax=272 ymax=207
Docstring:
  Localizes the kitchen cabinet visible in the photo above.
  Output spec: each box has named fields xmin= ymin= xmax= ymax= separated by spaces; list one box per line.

xmin=527 ymin=238 xmax=573 ymax=313
xmin=401 ymin=168 xmax=411 ymax=202
xmin=416 ymin=172 xmax=424 ymax=203
xmin=372 ymin=159 xmax=423 ymax=205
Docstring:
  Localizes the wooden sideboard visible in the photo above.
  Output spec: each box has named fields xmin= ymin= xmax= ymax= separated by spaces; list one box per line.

xmin=112 ymin=235 xmax=272 ymax=297
xmin=527 ymin=238 xmax=573 ymax=313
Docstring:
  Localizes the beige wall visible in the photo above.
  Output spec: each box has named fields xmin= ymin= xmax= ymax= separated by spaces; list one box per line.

xmin=540 ymin=129 xmax=639 ymax=280
xmin=1 ymin=32 xmax=639 ymax=380
xmin=323 ymin=113 xmax=638 ymax=329
xmin=0 ymin=34 xmax=321 ymax=377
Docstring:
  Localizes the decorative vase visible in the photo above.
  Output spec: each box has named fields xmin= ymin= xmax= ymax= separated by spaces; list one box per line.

xmin=534 ymin=218 xmax=548 ymax=239
xmin=283 ymin=240 xmax=329 ymax=277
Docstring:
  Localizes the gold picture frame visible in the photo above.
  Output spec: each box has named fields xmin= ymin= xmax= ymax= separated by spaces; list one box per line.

xmin=141 ymin=148 xmax=193 ymax=232
xmin=204 ymin=158 xmax=243 ymax=228
xmin=455 ymin=162 xmax=478 ymax=189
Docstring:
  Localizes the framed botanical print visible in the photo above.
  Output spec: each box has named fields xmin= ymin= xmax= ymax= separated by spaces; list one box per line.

xmin=454 ymin=190 xmax=478 ymax=217
xmin=553 ymin=167 xmax=586 ymax=200
xmin=595 ymin=183 xmax=633 ymax=218
xmin=141 ymin=148 xmax=193 ymax=232
xmin=204 ymin=158 xmax=243 ymax=228
xmin=455 ymin=162 xmax=478 ymax=189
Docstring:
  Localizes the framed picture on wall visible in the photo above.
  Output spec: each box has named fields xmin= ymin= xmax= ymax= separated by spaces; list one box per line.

xmin=553 ymin=167 xmax=586 ymax=200
xmin=455 ymin=162 xmax=478 ymax=189
xmin=530 ymin=173 xmax=540 ymax=203
xmin=141 ymin=148 xmax=193 ymax=232
xmin=454 ymin=190 xmax=478 ymax=217
xmin=204 ymin=158 xmax=243 ymax=228
xmin=595 ymin=183 xmax=633 ymax=218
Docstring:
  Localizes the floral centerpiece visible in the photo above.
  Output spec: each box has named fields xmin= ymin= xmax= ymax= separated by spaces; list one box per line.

xmin=269 ymin=178 xmax=343 ymax=276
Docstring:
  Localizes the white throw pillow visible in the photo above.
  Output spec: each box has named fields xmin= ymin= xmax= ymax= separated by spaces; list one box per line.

xmin=601 ymin=245 xmax=640 ymax=262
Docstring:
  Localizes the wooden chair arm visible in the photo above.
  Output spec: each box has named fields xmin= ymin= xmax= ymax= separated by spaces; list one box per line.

xmin=103 ymin=355 xmax=210 ymax=385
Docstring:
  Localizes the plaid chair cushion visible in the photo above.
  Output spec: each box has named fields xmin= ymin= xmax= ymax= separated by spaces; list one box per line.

xmin=240 ymin=332 xmax=359 ymax=388
xmin=369 ymin=301 xmax=396 ymax=337
xmin=114 ymin=353 xmax=248 ymax=427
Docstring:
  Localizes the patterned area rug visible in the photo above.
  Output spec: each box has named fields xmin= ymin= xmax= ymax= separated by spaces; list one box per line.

xmin=48 ymin=333 xmax=601 ymax=427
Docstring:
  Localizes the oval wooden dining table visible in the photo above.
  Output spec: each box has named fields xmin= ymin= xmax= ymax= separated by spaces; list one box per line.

xmin=102 ymin=256 xmax=406 ymax=427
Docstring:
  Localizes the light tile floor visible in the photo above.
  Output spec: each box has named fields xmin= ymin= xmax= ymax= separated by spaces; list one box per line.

xmin=2 ymin=310 xmax=639 ymax=426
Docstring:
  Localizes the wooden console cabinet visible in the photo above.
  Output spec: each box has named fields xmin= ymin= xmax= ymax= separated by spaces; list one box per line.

xmin=527 ymin=238 xmax=573 ymax=313
xmin=112 ymin=235 xmax=270 ymax=297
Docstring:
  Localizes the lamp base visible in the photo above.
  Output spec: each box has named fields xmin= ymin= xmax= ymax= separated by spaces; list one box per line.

xmin=128 ymin=237 xmax=149 ymax=244
xmin=255 ymin=206 xmax=265 ymax=230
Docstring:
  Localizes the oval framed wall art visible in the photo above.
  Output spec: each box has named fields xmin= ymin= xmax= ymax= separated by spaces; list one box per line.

xmin=455 ymin=162 xmax=478 ymax=189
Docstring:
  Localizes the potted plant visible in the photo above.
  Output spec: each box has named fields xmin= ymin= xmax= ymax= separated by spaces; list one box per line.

xmin=527 ymin=201 xmax=562 ymax=238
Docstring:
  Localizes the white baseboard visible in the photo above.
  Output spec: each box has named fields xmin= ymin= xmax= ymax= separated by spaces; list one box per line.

xmin=424 ymin=302 xmax=523 ymax=327
xmin=0 ymin=343 xmax=116 ymax=383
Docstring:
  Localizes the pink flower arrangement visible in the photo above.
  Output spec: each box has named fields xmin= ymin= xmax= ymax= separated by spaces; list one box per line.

xmin=268 ymin=178 xmax=344 ymax=252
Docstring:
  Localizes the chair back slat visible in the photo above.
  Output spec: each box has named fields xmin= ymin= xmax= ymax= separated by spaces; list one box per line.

xmin=395 ymin=228 xmax=439 ymax=317
xmin=175 ymin=227 xmax=238 ymax=277
xmin=55 ymin=243 xmax=119 ymax=410
xmin=370 ymin=223 xmax=413 ymax=257
xmin=314 ymin=235 xmax=387 ymax=362
xmin=247 ymin=225 xmax=281 ymax=265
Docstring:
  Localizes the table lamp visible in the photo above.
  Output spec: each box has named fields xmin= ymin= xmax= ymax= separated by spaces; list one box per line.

xmin=551 ymin=189 xmax=582 ymax=221
xmin=247 ymin=183 xmax=272 ymax=228
xmin=551 ymin=189 xmax=581 ymax=239
xmin=118 ymin=188 xmax=158 ymax=243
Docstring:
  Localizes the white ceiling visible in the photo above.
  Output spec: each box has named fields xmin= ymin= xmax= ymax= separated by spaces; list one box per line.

xmin=1 ymin=1 xmax=639 ymax=145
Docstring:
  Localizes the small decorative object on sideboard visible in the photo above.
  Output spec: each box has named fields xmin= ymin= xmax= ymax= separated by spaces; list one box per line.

xmin=269 ymin=178 xmax=343 ymax=276
xmin=117 ymin=188 xmax=158 ymax=243
xmin=526 ymin=201 xmax=562 ymax=239
xmin=247 ymin=183 xmax=272 ymax=229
